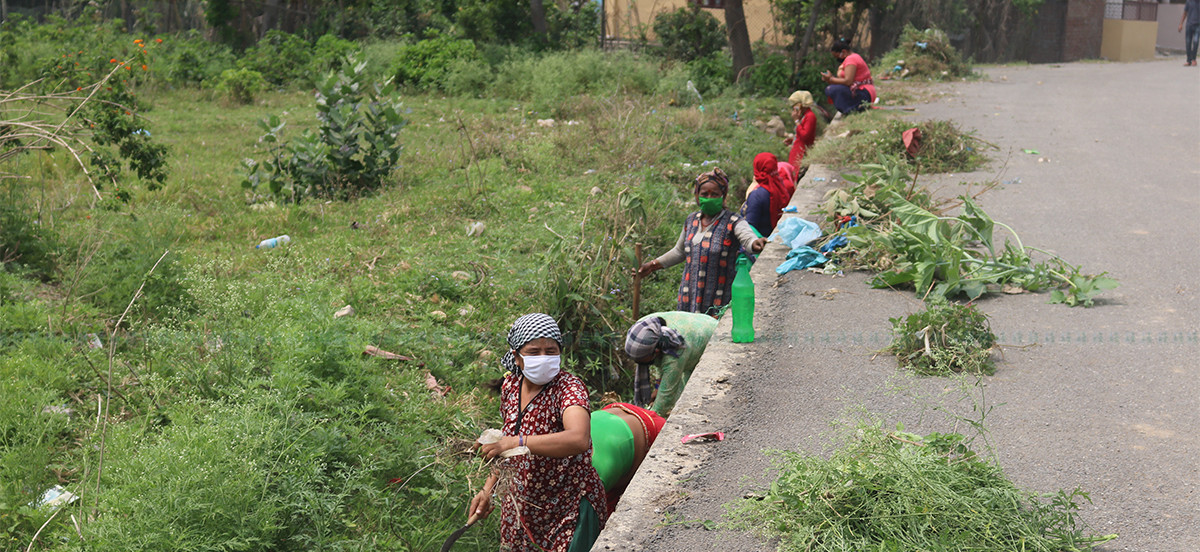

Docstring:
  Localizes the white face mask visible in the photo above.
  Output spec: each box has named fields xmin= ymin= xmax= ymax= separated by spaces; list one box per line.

xmin=520 ymin=354 xmax=561 ymax=385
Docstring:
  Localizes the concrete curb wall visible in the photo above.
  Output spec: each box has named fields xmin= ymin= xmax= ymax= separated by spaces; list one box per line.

xmin=592 ymin=164 xmax=836 ymax=551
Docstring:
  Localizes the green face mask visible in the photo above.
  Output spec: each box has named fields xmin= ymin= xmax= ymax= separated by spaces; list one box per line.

xmin=698 ymin=196 xmax=724 ymax=216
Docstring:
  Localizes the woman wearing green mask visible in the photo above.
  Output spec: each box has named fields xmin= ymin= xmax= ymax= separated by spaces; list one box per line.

xmin=636 ymin=168 xmax=767 ymax=317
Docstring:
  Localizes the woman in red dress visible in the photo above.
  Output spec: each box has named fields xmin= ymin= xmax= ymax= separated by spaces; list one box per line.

xmin=785 ymin=90 xmax=817 ymax=166
xmin=469 ymin=313 xmax=607 ymax=552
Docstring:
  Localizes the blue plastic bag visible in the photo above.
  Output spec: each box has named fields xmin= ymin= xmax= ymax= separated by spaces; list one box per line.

xmin=775 ymin=246 xmax=827 ymax=275
xmin=769 ymin=217 xmax=822 ymax=250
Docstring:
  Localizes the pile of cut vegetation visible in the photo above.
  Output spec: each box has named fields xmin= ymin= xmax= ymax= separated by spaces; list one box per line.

xmin=815 ymin=159 xmax=1118 ymax=306
xmin=887 ymin=297 xmax=997 ymax=376
xmin=808 ymin=116 xmax=990 ymax=173
xmin=879 ymin=25 xmax=973 ymax=81
xmin=730 ymin=423 xmax=1118 ymax=551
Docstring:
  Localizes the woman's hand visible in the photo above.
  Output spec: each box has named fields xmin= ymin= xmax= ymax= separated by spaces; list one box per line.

xmin=634 ymin=260 xmax=662 ymax=278
xmin=477 ymin=435 xmax=518 ymax=459
xmin=750 ymin=237 xmax=767 ymax=253
xmin=820 ymin=71 xmax=832 ymax=83
xmin=467 ymin=489 xmax=494 ymax=520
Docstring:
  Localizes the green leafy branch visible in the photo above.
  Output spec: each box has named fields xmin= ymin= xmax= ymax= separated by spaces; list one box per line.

xmin=819 ymin=159 xmax=1118 ymax=306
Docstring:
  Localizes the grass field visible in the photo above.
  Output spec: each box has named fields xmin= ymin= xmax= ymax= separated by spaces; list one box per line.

xmin=2 ymin=70 xmax=787 ymax=550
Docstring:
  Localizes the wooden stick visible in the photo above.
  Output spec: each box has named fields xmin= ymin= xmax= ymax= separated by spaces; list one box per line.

xmin=632 ymin=243 xmax=643 ymax=320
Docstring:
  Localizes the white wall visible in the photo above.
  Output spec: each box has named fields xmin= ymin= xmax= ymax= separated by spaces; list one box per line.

xmin=1157 ymin=4 xmax=1186 ymax=51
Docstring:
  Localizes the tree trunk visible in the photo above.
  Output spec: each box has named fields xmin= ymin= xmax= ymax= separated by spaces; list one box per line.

xmin=530 ymin=0 xmax=548 ymax=35
xmin=798 ymin=0 xmax=825 ymax=64
xmin=725 ymin=0 xmax=753 ymax=80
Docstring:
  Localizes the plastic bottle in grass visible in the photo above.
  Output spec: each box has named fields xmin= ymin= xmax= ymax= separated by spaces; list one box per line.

xmin=256 ymin=235 xmax=290 ymax=249
xmin=731 ymin=255 xmax=755 ymax=343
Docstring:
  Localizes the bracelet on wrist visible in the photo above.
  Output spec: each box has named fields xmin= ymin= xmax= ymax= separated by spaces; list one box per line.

xmin=518 ymin=435 xmax=525 ymax=447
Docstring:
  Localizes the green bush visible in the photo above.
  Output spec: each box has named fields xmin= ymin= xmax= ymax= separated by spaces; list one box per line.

xmin=310 ymin=34 xmax=362 ymax=75
xmin=744 ymin=43 xmax=791 ymax=96
xmin=455 ymin=0 xmax=532 ymax=43
xmin=545 ymin=1 xmax=601 ymax=50
xmin=243 ymin=60 xmax=408 ymax=201
xmin=237 ymin=30 xmax=313 ymax=86
xmin=653 ymin=5 xmax=726 ymax=62
xmin=392 ymin=33 xmax=480 ymax=91
xmin=0 ymin=203 xmax=59 ymax=280
xmin=68 ymin=211 xmax=193 ymax=322
xmin=215 ymin=67 xmax=268 ymax=104
xmin=686 ymin=51 xmax=733 ymax=97
xmin=160 ymin=30 xmax=237 ymax=87
xmin=84 ymin=83 xmax=170 ymax=192
xmin=493 ymin=49 xmax=659 ymax=114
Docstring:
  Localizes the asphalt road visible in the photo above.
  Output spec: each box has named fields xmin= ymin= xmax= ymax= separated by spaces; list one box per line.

xmin=594 ymin=59 xmax=1199 ymax=552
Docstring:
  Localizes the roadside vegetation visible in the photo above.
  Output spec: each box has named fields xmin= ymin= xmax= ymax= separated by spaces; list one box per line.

xmin=1 ymin=4 xmax=1112 ymax=551
xmin=0 ymin=12 xmax=793 ymax=550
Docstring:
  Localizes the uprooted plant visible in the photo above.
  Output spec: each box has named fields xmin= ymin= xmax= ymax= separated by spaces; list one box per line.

xmin=886 ymin=296 xmax=996 ymax=376
xmin=818 ymin=159 xmax=1118 ymax=306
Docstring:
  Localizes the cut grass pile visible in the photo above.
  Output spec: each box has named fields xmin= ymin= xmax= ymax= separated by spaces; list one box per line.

xmin=808 ymin=114 xmax=992 ymax=173
xmin=886 ymin=298 xmax=997 ymax=376
xmin=729 ymin=423 xmax=1118 ymax=551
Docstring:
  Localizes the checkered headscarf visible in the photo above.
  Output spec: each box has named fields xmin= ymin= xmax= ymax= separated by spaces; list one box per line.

xmin=625 ymin=316 xmax=686 ymax=361
xmin=693 ymin=168 xmax=729 ymax=196
xmin=502 ymin=313 xmax=563 ymax=373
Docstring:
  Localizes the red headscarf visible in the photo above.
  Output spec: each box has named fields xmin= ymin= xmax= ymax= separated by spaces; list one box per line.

xmin=777 ymin=161 xmax=798 ymax=204
xmin=753 ymin=152 xmax=789 ymax=229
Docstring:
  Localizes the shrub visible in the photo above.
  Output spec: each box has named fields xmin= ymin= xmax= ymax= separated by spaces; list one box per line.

xmin=69 ymin=212 xmax=193 ymax=322
xmin=545 ymin=1 xmax=601 ymax=50
xmin=493 ymin=49 xmax=659 ymax=114
xmin=237 ymin=30 xmax=313 ymax=86
xmin=215 ymin=67 xmax=267 ymax=104
xmin=84 ymin=83 xmax=170 ymax=191
xmin=744 ymin=43 xmax=791 ymax=95
xmin=160 ymin=30 xmax=237 ymax=86
xmin=653 ymin=5 xmax=726 ymax=62
xmin=243 ymin=59 xmax=408 ymax=201
xmin=392 ymin=33 xmax=480 ymax=91
xmin=455 ymin=0 xmax=532 ymax=44
xmin=686 ymin=51 xmax=733 ymax=96
xmin=0 ymin=203 xmax=59 ymax=280
xmin=310 ymin=34 xmax=361 ymax=75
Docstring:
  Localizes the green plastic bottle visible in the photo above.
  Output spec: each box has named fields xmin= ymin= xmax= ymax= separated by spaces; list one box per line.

xmin=731 ymin=254 xmax=755 ymax=343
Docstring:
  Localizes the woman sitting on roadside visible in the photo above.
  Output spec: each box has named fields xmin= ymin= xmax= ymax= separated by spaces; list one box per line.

xmin=636 ymin=168 xmax=766 ymax=317
xmin=470 ymin=313 xmax=607 ymax=552
xmin=742 ymin=152 xmax=792 ymax=238
xmin=821 ymin=38 xmax=876 ymax=116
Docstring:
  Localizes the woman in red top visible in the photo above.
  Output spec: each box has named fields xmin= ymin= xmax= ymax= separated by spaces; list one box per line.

xmin=821 ymin=38 xmax=876 ymax=115
xmin=785 ymin=90 xmax=817 ymax=166
xmin=470 ymin=313 xmax=607 ymax=552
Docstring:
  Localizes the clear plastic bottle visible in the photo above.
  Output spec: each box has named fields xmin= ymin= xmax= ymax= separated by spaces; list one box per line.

xmin=731 ymin=255 xmax=755 ymax=343
xmin=255 ymin=235 xmax=291 ymax=249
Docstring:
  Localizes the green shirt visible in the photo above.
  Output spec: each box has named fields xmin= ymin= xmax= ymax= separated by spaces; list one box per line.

xmin=646 ymin=311 xmax=718 ymax=416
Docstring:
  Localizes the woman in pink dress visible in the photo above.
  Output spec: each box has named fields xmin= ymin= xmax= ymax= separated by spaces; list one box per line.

xmin=821 ymin=38 xmax=876 ymax=116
